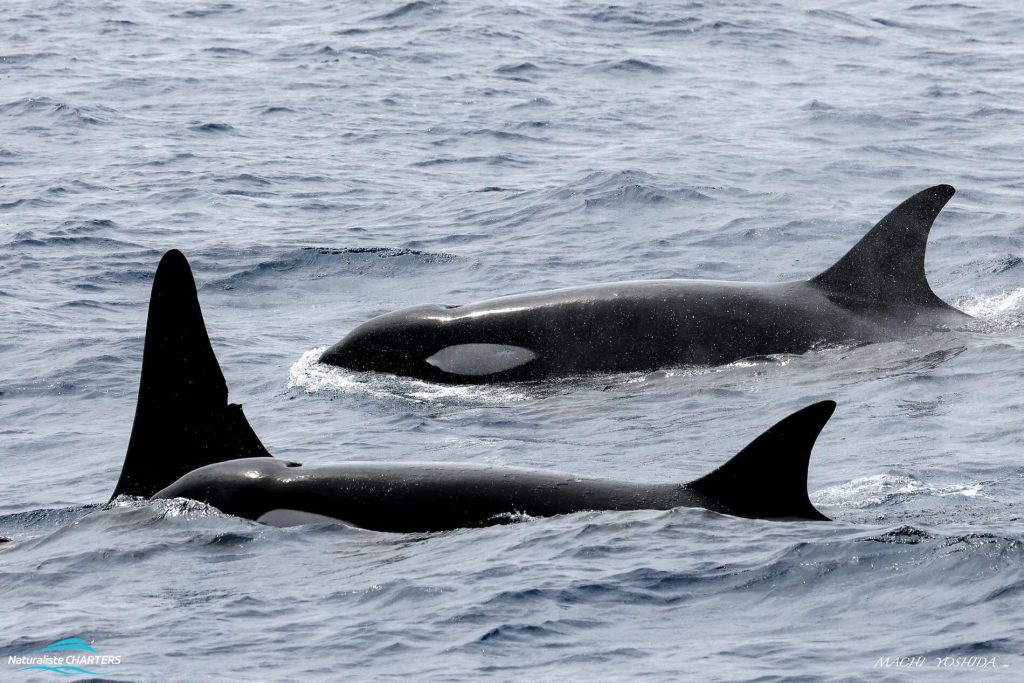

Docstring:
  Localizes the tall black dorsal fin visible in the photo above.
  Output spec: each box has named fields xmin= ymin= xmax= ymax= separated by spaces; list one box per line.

xmin=687 ymin=401 xmax=835 ymax=521
xmin=111 ymin=250 xmax=271 ymax=500
xmin=811 ymin=185 xmax=955 ymax=308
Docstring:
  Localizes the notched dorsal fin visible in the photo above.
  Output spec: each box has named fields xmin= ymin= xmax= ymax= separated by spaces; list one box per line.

xmin=811 ymin=185 xmax=955 ymax=308
xmin=688 ymin=401 xmax=835 ymax=521
xmin=111 ymin=250 xmax=271 ymax=500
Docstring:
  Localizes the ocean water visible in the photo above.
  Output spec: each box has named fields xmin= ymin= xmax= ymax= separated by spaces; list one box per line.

xmin=1 ymin=0 xmax=1023 ymax=680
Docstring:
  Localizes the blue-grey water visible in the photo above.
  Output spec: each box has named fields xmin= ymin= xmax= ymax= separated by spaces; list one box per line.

xmin=2 ymin=1 xmax=1023 ymax=680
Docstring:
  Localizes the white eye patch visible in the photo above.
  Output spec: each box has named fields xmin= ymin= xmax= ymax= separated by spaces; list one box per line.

xmin=425 ymin=344 xmax=538 ymax=376
xmin=257 ymin=509 xmax=349 ymax=527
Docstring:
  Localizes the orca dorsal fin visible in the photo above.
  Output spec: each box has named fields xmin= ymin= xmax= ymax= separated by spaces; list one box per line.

xmin=810 ymin=185 xmax=955 ymax=309
xmin=687 ymin=401 xmax=835 ymax=521
xmin=111 ymin=250 xmax=271 ymax=500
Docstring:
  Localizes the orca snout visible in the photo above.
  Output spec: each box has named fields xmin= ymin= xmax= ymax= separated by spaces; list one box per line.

xmin=319 ymin=304 xmax=449 ymax=374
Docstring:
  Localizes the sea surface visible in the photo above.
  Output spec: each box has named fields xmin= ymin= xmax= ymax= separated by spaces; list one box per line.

xmin=1 ymin=1 xmax=1022 ymax=680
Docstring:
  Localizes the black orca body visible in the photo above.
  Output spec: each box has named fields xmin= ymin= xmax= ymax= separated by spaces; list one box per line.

xmin=114 ymin=251 xmax=835 ymax=531
xmin=320 ymin=185 xmax=970 ymax=383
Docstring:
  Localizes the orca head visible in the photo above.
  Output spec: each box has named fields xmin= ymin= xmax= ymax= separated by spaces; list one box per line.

xmin=152 ymin=458 xmax=298 ymax=521
xmin=319 ymin=304 xmax=454 ymax=378
xmin=319 ymin=304 xmax=539 ymax=381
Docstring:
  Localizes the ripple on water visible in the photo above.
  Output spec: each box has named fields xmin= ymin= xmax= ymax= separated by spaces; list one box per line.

xmin=3 ymin=0 xmax=1024 ymax=678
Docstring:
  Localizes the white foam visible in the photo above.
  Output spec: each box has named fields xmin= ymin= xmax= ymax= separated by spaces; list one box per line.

xmin=151 ymin=497 xmax=224 ymax=519
xmin=287 ymin=346 xmax=530 ymax=405
xmin=487 ymin=510 xmax=536 ymax=524
xmin=812 ymin=474 xmax=984 ymax=508
xmin=955 ymin=288 xmax=1024 ymax=329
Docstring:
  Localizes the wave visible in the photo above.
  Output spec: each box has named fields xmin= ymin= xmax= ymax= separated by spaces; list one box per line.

xmin=189 ymin=121 xmax=236 ymax=133
xmin=555 ymin=170 xmax=710 ymax=210
xmin=592 ymin=58 xmax=668 ymax=74
xmin=372 ymin=1 xmax=442 ymax=22
xmin=0 ymin=97 xmax=112 ymax=125
xmin=171 ymin=4 xmax=242 ymax=19
xmin=6 ymin=234 xmax=141 ymax=251
xmin=412 ymin=154 xmax=531 ymax=168
xmin=495 ymin=62 xmax=539 ymax=75
xmin=571 ymin=6 xmax=701 ymax=30
xmin=203 ymin=47 xmax=253 ymax=57
xmin=204 ymin=247 xmax=458 ymax=290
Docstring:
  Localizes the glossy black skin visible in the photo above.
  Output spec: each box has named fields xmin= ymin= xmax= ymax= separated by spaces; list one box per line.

xmin=120 ymin=251 xmax=833 ymax=532
xmin=321 ymin=185 xmax=970 ymax=383
xmin=321 ymin=279 xmax=968 ymax=383
xmin=153 ymin=459 xmax=708 ymax=533
xmin=149 ymin=398 xmax=836 ymax=532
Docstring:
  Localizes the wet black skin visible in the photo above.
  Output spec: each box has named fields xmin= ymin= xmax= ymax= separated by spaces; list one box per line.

xmin=154 ymin=460 xmax=705 ymax=532
xmin=150 ymin=443 xmax=826 ymax=533
xmin=321 ymin=279 xmax=966 ymax=383
xmin=320 ymin=185 xmax=970 ymax=383
xmin=114 ymin=249 xmax=837 ymax=531
xmin=150 ymin=396 xmax=835 ymax=532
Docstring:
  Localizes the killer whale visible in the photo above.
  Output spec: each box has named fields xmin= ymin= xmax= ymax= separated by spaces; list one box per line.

xmin=112 ymin=250 xmax=835 ymax=530
xmin=320 ymin=185 xmax=970 ymax=383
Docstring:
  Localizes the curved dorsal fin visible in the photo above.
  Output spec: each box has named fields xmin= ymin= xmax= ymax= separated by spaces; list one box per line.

xmin=687 ymin=401 xmax=835 ymax=521
xmin=111 ymin=250 xmax=271 ymax=500
xmin=811 ymin=185 xmax=955 ymax=309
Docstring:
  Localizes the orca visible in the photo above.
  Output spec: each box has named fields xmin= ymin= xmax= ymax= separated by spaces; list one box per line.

xmin=319 ymin=185 xmax=971 ymax=383
xmin=112 ymin=250 xmax=835 ymax=531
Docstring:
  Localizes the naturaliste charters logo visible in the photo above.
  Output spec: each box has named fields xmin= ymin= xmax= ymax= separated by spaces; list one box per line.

xmin=8 ymin=637 xmax=123 ymax=677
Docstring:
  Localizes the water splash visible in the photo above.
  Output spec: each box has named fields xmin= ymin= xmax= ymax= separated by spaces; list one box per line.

xmin=287 ymin=347 xmax=531 ymax=406
xmin=956 ymin=288 xmax=1024 ymax=330
xmin=813 ymin=474 xmax=985 ymax=509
